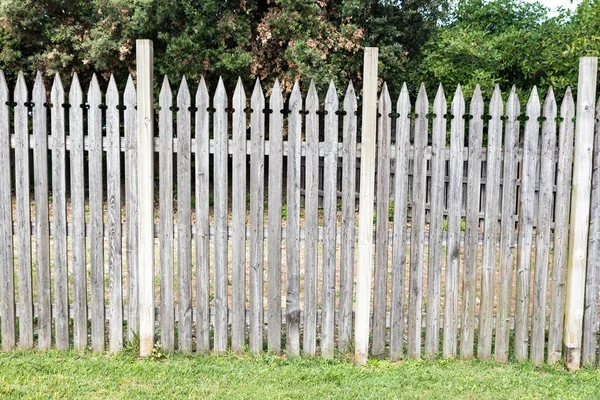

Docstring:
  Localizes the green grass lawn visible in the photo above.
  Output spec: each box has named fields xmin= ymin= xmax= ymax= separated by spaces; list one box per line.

xmin=1 ymin=349 xmax=599 ymax=399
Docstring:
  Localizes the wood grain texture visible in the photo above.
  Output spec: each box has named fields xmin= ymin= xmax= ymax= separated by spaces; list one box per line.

xmin=32 ymin=72 xmax=51 ymax=349
xmin=338 ymin=82 xmax=357 ymax=354
xmin=531 ymin=88 xmax=556 ymax=365
xmin=286 ymin=81 xmax=302 ymax=356
xmin=372 ymin=83 xmax=391 ymax=358
xmin=195 ymin=77 xmax=210 ymax=353
xmin=494 ymin=87 xmax=520 ymax=362
xmin=425 ymin=84 xmax=446 ymax=358
xmin=321 ymin=81 xmax=338 ymax=358
xmin=303 ymin=81 xmax=319 ymax=356
xmin=69 ymin=73 xmax=87 ymax=351
xmin=52 ymin=72 xmax=70 ymax=350
xmin=213 ymin=78 xmax=229 ymax=353
xmin=514 ymin=87 xmax=540 ymax=362
xmin=14 ymin=71 xmax=33 ymax=349
xmin=124 ymin=75 xmax=138 ymax=345
xmin=249 ymin=79 xmax=265 ymax=355
xmin=461 ymin=85 xmax=484 ymax=359
xmin=443 ymin=85 xmax=465 ymax=358
xmin=159 ymin=76 xmax=174 ymax=352
xmin=408 ymin=83 xmax=428 ymax=358
xmin=548 ymin=88 xmax=574 ymax=365
xmin=267 ymin=79 xmax=283 ymax=354
xmin=0 ymin=70 xmax=15 ymax=351
xmin=177 ymin=77 xmax=193 ymax=354
xmin=231 ymin=78 xmax=247 ymax=354
xmin=477 ymin=85 xmax=503 ymax=360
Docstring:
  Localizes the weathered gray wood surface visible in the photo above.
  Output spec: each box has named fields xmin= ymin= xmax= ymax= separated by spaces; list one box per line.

xmin=249 ymin=79 xmax=265 ymax=355
xmin=231 ymin=78 xmax=247 ymax=354
xmin=303 ymin=81 xmax=319 ymax=356
xmin=425 ymin=85 xmax=446 ymax=358
xmin=52 ymin=73 xmax=70 ymax=351
xmin=159 ymin=76 xmax=174 ymax=352
xmin=177 ymin=77 xmax=192 ymax=354
xmin=372 ymin=83 xmax=392 ymax=358
xmin=0 ymin=71 xmax=15 ymax=351
xmin=195 ymin=77 xmax=210 ymax=353
xmin=390 ymin=84 xmax=411 ymax=361
xmin=338 ymin=82 xmax=357 ymax=354
xmin=32 ymin=72 xmax=51 ymax=350
xmin=461 ymin=86 xmax=483 ymax=359
xmin=267 ymin=80 xmax=283 ymax=354
xmin=443 ymin=86 xmax=465 ymax=358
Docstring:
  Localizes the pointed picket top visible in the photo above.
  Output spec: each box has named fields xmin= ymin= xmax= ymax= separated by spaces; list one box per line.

xmin=415 ymin=82 xmax=428 ymax=116
xmin=379 ymin=82 xmax=391 ymax=114
xmin=33 ymin=71 xmax=46 ymax=103
xmin=396 ymin=82 xmax=411 ymax=118
xmin=470 ymin=84 xmax=484 ymax=117
xmin=196 ymin=76 xmax=208 ymax=106
xmin=489 ymin=85 xmax=503 ymax=119
xmin=214 ymin=77 xmax=227 ymax=108
xmin=343 ymin=81 xmax=357 ymax=113
xmin=233 ymin=76 xmax=246 ymax=107
xmin=251 ymin=78 xmax=264 ymax=105
xmin=177 ymin=75 xmax=190 ymax=108
xmin=159 ymin=76 xmax=172 ymax=109
xmin=290 ymin=80 xmax=302 ymax=109
xmin=15 ymin=71 xmax=28 ymax=104
xmin=526 ymin=86 xmax=540 ymax=114
xmin=0 ymin=71 xmax=8 ymax=102
xmin=543 ymin=86 xmax=556 ymax=119
xmin=124 ymin=74 xmax=136 ymax=108
xmin=306 ymin=79 xmax=318 ymax=112
xmin=451 ymin=84 xmax=465 ymax=118
xmin=106 ymin=74 xmax=118 ymax=107
xmin=51 ymin=72 xmax=65 ymax=106
xmin=87 ymin=73 xmax=101 ymax=104
xmin=325 ymin=80 xmax=338 ymax=112
xmin=433 ymin=83 xmax=446 ymax=110
xmin=506 ymin=85 xmax=520 ymax=120
xmin=561 ymin=87 xmax=574 ymax=120
xmin=270 ymin=78 xmax=282 ymax=109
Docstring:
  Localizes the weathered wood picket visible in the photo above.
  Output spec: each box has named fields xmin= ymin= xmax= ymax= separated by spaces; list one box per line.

xmin=0 ymin=44 xmax=599 ymax=371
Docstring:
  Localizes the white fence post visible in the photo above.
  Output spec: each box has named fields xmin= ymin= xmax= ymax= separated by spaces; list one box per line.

xmin=136 ymin=39 xmax=155 ymax=357
xmin=564 ymin=56 xmax=598 ymax=371
xmin=354 ymin=47 xmax=378 ymax=365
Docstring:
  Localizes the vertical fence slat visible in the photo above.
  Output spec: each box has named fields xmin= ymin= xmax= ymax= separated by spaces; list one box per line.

xmin=390 ymin=84 xmax=411 ymax=361
xmin=231 ymin=78 xmax=247 ymax=354
xmin=286 ymin=82 xmax=302 ymax=356
xmin=158 ymin=76 xmax=174 ymax=352
xmin=443 ymin=86 xmax=465 ymax=358
xmin=425 ymin=84 xmax=446 ymax=358
xmin=70 ymin=73 xmax=87 ymax=351
xmin=495 ymin=87 xmax=520 ymax=362
xmin=195 ymin=77 xmax=210 ymax=353
xmin=478 ymin=85 xmax=503 ymax=360
xmin=321 ymin=81 xmax=338 ymax=358
xmin=124 ymin=75 xmax=138 ymax=345
xmin=213 ymin=78 xmax=229 ymax=353
xmin=0 ymin=71 xmax=15 ymax=351
xmin=249 ymin=79 xmax=265 ymax=355
xmin=339 ymin=82 xmax=357 ymax=353
xmin=177 ymin=77 xmax=193 ymax=354
xmin=304 ymin=81 xmax=319 ymax=356
xmin=582 ymin=96 xmax=600 ymax=366
xmin=15 ymin=71 xmax=33 ymax=348
xmin=267 ymin=80 xmax=283 ymax=354
xmin=548 ymin=88 xmax=574 ymax=364
xmin=515 ymin=87 xmax=540 ymax=361
xmin=461 ymin=85 xmax=484 ymax=359
xmin=408 ymin=83 xmax=428 ymax=358
xmin=372 ymin=83 xmax=392 ymax=357
xmin=51 ymin=73 xmax=70 ymax=350
xmin=531 ymin=88 xmax=557 ymax=365
xmin=32 ymin=72 xmax=51 ymax=349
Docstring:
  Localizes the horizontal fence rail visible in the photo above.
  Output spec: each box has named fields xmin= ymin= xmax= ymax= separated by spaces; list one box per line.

xmin=0 ymin=47 xmax=599 ymax=370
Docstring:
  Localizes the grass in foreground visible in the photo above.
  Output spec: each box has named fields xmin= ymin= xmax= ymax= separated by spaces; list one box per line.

xmin=1 ymin=349 xmax=599 ymax=399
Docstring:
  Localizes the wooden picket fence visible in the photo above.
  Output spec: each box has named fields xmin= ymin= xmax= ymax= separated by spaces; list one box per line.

xmin=0 ymin=43 xmax=599 ymax=369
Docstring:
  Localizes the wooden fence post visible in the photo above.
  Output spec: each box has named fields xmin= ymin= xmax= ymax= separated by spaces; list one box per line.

xmin=354 ymin=47 xmax=378 ymax=365
xmin=137 ymin=39 xmax=155 ymax=357
xmin=564 ymin=56 xmax=597 ymax=371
